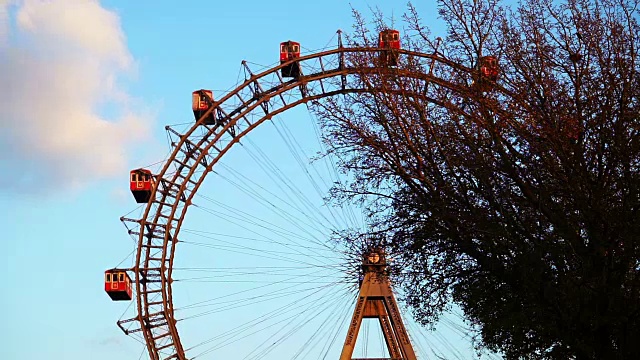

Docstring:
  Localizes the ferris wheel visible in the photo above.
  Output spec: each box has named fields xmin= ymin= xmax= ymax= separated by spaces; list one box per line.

xmin=105 ymin=29 xmax=502 ymax=360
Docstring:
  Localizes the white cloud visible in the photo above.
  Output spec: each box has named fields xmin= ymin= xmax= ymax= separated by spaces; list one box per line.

xmin=0 ymin=0 xmax=152 ymax=194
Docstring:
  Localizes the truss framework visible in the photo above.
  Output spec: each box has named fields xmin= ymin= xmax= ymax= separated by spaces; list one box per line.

xmin=340 ymin=249 xmax=417 ymax=360
xmin=116 ymin=38 xmax=498 ymax=359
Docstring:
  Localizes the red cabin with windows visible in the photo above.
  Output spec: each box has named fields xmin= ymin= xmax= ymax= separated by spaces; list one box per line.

xmin=105 ymin=269 xmax=133 ymax=301
xmin=130 ymin=168 xmax=153 ymax=203
xmin=192 ymin=89 xmax=216 ymax=125
xmin=280 ymin=41 xmax=301 ymax=78
xmin=379 ymin=29 xmax=401 ymax=50
xmin=478 ymin=55 xmax=499 ymax=82
xmin=472 ymin=55 xmax=499 ymax=91
xmin=378 ymin=29 xmax=401 ymax=66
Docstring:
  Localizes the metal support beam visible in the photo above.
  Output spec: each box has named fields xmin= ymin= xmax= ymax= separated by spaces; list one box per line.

xmin=339 ymin=249 xmax=417 ymax=360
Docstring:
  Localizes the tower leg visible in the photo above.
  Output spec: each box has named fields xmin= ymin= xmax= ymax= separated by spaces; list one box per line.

xmin=339 ymin=250 xmax=417 ymax=360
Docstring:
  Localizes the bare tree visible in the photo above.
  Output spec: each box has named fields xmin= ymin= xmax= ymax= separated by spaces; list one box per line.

xmin=313 ymin=0 xmax=640 ymax=358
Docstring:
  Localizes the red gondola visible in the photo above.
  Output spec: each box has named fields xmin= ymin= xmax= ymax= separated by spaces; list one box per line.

xmin=280 ymin=40 xmax=301 ymax=78
xmin=478 ymin=55 xmax=500 ymax=82
xmin=379 ymin=29 xmax=401 ymax=49
xmin=192 ymin=89 xmax=216 ymax=125
xmin=471 ymin=55 xmax=499 ymax=91
xmin=479 ymin=56 xmax=499 ymax=82
xmin=379 ymin=29 xmax=401 ymax=66
xmin=130 ymin=168 xmax=153 ymax=203
xmin=104 ymin=269 xmax=133 ymax=301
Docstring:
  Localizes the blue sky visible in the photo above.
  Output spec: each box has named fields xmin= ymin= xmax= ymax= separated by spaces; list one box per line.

xmin=1 ymin=1 xmax=501 ymax=359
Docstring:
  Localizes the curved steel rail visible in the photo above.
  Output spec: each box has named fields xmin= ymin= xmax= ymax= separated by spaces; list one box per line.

xmin=120 ymin=45 xmax=485 ymax=359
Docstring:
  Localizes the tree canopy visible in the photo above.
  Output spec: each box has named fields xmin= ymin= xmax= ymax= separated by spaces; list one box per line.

xmin=313 ymin=0 xmax=640 ymax=358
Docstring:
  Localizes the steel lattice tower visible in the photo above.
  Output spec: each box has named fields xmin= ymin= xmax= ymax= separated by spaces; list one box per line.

xmin=340 ymin=249 xmax=417 ymax=360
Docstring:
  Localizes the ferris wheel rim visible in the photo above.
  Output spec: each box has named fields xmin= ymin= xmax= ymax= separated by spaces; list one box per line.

xmin=126 ymin=46 xmax=496 ymax=360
